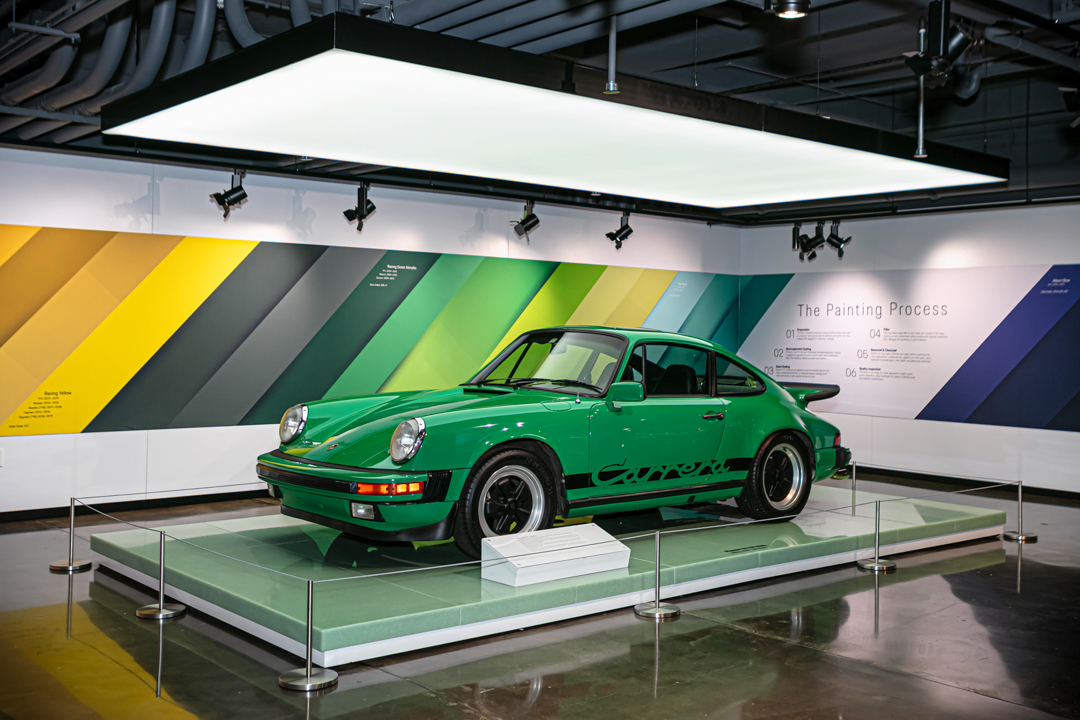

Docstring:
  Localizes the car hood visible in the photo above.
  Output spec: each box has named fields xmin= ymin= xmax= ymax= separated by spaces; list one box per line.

xmin=284 ymin=386 xmax=580 ymax=469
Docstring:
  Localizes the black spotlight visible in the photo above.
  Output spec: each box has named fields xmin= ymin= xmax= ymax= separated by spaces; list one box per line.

xmin=792 ymin=221 xmax=808 ymax=252
xmin=825 ymin=220 xmax=852 ymax=259
xmin=606 ymin=211 xmax=633 ymax=250
xmin=343 ymin=183 xmax=377 ymax=232
xmin=770 ymin=0 xmax=810 ymax=19
xmin=513 ymin=201 xmax=540 ymax=239
xmin=905 ymin=6 xmax=972 ymax=88
xmin=210 ymin=171 xmax=247 ymax=220
xmin=798 ymin=221 xmax=826 ymax=262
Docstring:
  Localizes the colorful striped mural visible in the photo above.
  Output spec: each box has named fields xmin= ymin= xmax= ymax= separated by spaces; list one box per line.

xmin=1 ymin=227 xmax=749 ymax=436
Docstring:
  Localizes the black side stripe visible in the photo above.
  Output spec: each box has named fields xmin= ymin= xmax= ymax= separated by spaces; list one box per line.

xmin=568 ymin=480 xmax=744 ymax=509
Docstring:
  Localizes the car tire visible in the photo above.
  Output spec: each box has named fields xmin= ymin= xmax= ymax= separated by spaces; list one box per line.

xmin=736 ymin=433 xmax=812 ymax=521
xmin=454 ymin=448 xmax=558 ymax=559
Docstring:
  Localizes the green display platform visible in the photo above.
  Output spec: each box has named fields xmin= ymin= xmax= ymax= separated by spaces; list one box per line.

xmin=90 ymin=486 xmax=1004 ymax=666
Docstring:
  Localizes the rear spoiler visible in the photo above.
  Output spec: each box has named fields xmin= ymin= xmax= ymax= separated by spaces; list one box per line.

xmin=780 ymin=383 xmax=840 ymax=408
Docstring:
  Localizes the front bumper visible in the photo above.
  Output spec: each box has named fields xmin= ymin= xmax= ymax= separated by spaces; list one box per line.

xmin=256 ymin=452 xmax=463 ymax=541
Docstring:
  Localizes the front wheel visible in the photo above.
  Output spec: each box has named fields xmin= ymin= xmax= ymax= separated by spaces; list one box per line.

xmin=454 ymin=449 xmax=557 ymax=558
xmin=736 ymin=434 xmax=812 ymax=521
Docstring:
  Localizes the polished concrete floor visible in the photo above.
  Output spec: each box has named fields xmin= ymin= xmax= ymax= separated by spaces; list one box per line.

xmin=1 ymin=475 xmax=1077 ymax=720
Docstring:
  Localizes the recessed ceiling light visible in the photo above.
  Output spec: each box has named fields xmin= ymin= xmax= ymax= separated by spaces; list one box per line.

xmin=103 ymin=15 xmax=1006 ymax=211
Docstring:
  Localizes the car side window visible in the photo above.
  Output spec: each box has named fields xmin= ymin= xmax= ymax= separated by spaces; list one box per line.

xmin=622 ymin=343 xmax=709 ymax=396
xmin=715 ymin=356 xmax=761 ymax=395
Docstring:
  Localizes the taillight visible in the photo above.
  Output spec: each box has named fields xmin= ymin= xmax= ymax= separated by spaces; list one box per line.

xmin=354 ymin=481 xmax=425 ymax=496
xmin=833 ymin=432 xmax=841 ymax=447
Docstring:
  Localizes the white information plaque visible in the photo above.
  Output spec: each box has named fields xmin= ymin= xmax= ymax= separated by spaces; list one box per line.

xmin=481 ymin=524 xmax=630 ymax=587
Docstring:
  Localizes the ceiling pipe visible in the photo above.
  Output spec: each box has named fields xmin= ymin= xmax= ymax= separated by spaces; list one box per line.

xmin=604 ymin=15 xmax=619 ymax=94
xmin=1 ymin=10 xmax=133 ymax=137
xmin=983 ymin=26 xmax=1080 ymax=73
xmin=0 ymin=42 xmax=77 ymax=105
xmin=180 ymin=0 xmax=217 ymax=72
xmin=290 ymin=0 xmax=312 ymax=25
xmin=48 ymin=0 xmax=177 ymax=143
xmin=322 ymin=0 xmax=338 ymax=12
xmin=916 ymin=19 xmax=927 ymax=159
xmin=953 ymin=63 xmax=984 ymax=99
xmin=224 ymin=0 xmax=266 ymax=47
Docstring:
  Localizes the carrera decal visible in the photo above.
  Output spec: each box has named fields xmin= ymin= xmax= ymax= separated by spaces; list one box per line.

xmin=593 ymin=460 xmax=730 ymax=487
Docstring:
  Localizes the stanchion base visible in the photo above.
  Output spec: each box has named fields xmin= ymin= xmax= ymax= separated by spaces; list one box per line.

xmin=136 ymin=602 xmax=187 ymax=620
xmin=1003 ymin=531 xmax=1038 ymax=544
xmin=857 ymin=558 xmax=897 ymax=574
xmin=49 ymin=559 xmax=92 ymax=573
xmin=279 ymin=667 xmax=339 ymax=692
xmin=634 ymin=602 xmax=681 ymax=621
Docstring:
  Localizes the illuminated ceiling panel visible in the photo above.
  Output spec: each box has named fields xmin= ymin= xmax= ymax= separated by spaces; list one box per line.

xmin=103 ymin=15 xmax=1007 ymax=210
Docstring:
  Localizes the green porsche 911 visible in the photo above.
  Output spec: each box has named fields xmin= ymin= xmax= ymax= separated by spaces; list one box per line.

xmin=256 ymin=326 xmax=850 ymax=558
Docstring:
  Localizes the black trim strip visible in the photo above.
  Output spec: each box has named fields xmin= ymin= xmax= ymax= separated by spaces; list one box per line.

xmin=569 ymin=480 xmax=743 ymax=509
xmin=257 ymin=464 xmax=355 ymax=494
xmin=281 ymin=504 xmax=457 ymax=543
xmin=268 ymin=448 xmax=428 ymax=475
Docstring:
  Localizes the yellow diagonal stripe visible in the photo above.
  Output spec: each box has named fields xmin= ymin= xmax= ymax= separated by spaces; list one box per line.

xmin=1 ymin=237 xmax=256 ymax=436
xmin=0 ymin=224 xmax=38 ymax=268
xmin=605 ymin=269 xmax=679 ymax=327
xmin=0 ymin=233 xmax=182 ymax=423
xmin=565 ymin=266 xmax=645 ymax=326
xmin=482 ymin=263 xmax=606 ymax=365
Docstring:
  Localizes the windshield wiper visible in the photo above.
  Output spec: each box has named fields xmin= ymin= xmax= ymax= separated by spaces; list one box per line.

xmin=510 ymin=378 xmax=603 ymax=393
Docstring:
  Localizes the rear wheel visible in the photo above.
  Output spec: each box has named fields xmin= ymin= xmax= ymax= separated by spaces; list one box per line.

xmin=736 ymin=434 xmax=811 ymax=520
xmin=454 ymin=448 xmax=557 ymax=558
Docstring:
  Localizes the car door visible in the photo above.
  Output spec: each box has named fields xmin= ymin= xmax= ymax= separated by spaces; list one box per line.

xmin=586 ymin=342 xmax=728 ymax=498
xmin=712 ymin=352 xmax=770 ymax=477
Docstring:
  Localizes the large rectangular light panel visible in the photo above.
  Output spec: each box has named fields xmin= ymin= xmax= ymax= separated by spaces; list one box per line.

xmin=104 ymin=23 xmax=1005 ymax=209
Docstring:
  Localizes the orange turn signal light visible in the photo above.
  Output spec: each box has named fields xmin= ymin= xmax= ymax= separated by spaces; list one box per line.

xmin=354 ymin=481 xmax=425 ymax=496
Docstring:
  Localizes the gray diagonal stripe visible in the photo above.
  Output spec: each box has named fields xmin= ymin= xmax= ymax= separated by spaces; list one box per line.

xmin=170 ymin=247 xmax=385 ymax=428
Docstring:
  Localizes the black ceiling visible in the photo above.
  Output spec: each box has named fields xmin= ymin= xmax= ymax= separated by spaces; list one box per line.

xmin=1 ymin=0 xmax=1077 ymax=224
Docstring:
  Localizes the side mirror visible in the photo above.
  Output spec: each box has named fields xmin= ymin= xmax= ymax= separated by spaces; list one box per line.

xmin=606 ymin=381 xmax=644 ymax=411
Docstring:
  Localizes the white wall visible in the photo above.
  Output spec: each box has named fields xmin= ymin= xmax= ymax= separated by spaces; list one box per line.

xmin=740 ymin=204 xmax=1080 ymax=492
xmin=0 ymin=147 xmax=739 ymax=512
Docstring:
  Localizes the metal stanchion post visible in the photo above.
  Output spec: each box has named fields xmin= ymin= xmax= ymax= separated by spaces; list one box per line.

xmin=66 ymin=573 xmax=74 ymax=639
xmin=137 ymin=532 xmax=186 ymax=620
xmin=634 ymin=531 xmax=680 ymax=620
xmin=851 ymin=460 xmax=857 ymax=516
xmin=280 ymin=580 xmax=339 ymax=691
xmin=1003 ymin=481 xmax=1038 ymax=543
xmin=857 ymin=501 xmax=896 ymax=573
xmin=1016 ymin=542 xmax=1023 ymax=594
xmin=156 ymin=619 xmax=164 ymax=697
xmin=50 ymin=497 xmax=92 ymax=573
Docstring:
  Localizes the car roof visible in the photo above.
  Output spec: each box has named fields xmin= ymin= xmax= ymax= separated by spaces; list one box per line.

xmin=548 ymin=325 xmax=730 ymax=352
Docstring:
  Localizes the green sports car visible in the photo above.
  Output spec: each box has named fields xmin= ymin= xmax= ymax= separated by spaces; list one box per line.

xmin=256 ymin=326 xmax=850 ymax=558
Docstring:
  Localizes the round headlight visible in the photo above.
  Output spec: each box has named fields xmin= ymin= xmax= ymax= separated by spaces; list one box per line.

xmin=279 ymin=405 xmax=307 ymax=444
xmin=390 ymin=417 xmax=426 ymax=463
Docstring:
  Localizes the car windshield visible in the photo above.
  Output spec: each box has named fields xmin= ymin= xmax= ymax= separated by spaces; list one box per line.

xmin=470 ymin=331 xmax=626 ymax=396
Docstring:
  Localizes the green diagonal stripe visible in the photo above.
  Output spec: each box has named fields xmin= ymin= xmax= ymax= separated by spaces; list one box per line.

xmin=241 ymin=251 xmax=440 ymax=424
xmin=381 ymin=257 xmax=558 ymax=392
xmin=324 ymin=253 xmax=484 ymax=399
xmin=737 ymin=273 xmax=794 ymax=349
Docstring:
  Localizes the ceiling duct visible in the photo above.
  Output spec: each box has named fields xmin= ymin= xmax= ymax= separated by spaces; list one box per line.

xmin=0 ymin=42 xmax=77 ymax=105
xmin=48 ymin=0 xmax=178 ymax=143
xmin=180 ymin=0 xmax=218 ymax=72
xmin=1 ymin=10 xmax=134 ymax=137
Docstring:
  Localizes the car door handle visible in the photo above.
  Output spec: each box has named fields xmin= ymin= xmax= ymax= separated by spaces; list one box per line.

xmin=702 ymin=412 xmax=725 ymax=420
